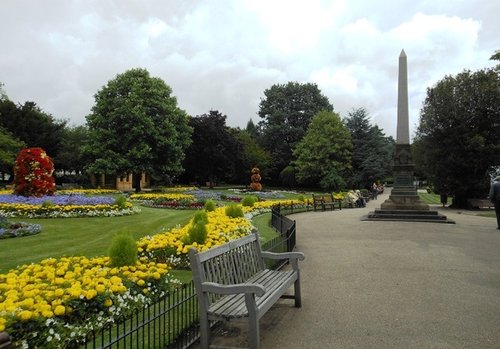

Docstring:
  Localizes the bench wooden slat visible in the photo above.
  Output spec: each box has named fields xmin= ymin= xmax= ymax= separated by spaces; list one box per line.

xmin=208 ymin=270 xmax=296 ymax=319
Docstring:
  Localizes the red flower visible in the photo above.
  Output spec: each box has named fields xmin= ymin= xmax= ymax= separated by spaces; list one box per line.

xmin=13 ymin=147 xmax=55 ymax=197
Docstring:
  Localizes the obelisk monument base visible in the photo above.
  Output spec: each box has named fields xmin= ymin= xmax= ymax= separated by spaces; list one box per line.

xmin=380 ymin=144 xmax=429 ymax=210
xmin=366 ymin=141 xmax=453 ymax=223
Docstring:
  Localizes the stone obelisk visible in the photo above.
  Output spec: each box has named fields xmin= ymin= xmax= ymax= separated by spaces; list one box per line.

xmin=397 ymin=50 xmax=410 ymax=145
xmin=380 ymin=49 xmax=427 ymax=210
xmin=366 ymin=50 xmax=453 ymax=223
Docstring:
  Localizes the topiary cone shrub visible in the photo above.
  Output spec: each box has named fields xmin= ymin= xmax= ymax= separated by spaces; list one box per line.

xmin=249 ymin=167 xmax=262 ymax=191
xmin=13 ymin=147 xmax=55 ymax=197
xmin=109 ymin=231 xmax=138 ymax=267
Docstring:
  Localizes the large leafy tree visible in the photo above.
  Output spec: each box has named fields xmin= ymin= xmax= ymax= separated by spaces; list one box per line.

xmin=344 ymin=108 xmax=394 ymax=189
xmin=0 ymin=82 xmax=7 ymax=101
xmin=245 ymin=119 xmax=259 ymax=139
xmin=233 ymin=129 xmax=271 ymax=184
xmin=414 ymin=67 xmax=500 ymax=207
xmin=56 ymin=125 xmax=90 ymax=180
xmin=85 ymin=68 xmax=192 ymax=191
xmin=182 ymin=110 xmax=243 ymax=187
xmin=0 ymin=100 xmax=67 ymax=163
xmin=0 ymin=127 xmax=25 ymax=179
xmin=293 ymin=110 xmax=352 ymax=190
xmin=258 ymin=82 xmax=333 ymax=184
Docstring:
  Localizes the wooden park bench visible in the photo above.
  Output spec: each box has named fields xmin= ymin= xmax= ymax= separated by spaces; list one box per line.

xmin=189 ymin=230 xmax=305 ymax=349
xmin=312 ymin=193 xmax=342 ymax=211
xmin=0 ymin=332 xmax=12 ymax=349
xmin=467 ymin=198 xmax=494 ymax=210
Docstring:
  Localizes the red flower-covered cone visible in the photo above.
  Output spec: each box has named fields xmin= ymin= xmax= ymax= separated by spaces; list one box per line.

xmin=13 ymin=147 xmax=55 ymax=197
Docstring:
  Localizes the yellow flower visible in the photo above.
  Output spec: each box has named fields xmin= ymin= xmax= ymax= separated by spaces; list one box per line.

xmin=103 ymin=299 xmax=113 ymax=307
xmin=19 ymin=310 xmax=33 ymax=321
xmin=41 ymin=310 xmax=54 ymax=318
xmin=85 ymin=289 xmax=97 ymax=300
xmin=95 ymin=284 xmax=106 ymax=293
xmin=53 ymin=305 xmax=65 ymax=316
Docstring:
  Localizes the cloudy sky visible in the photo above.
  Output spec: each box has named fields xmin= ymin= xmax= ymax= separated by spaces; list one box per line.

xmin=1 ymin=0 xmax=498 ymax=140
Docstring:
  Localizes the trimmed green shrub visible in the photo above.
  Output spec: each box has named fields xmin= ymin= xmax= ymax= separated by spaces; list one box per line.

xmin=188 ymin=220 xmax=208 ymax=245
xmin=225 ymin=204 xmax=244 ymax=218
xmin=41 ymin=200 xmax=54 ymax=208
xmin=204 ymin=199 xmax=216 ymax=212
xmin=241 ymin=195 xmax=258 ymax=207
xmin=114 ymin=195 xmax=128 ymax=209
xmin=192 ymin=210 xmax=209 ymax=224
xmin=297 ymin=194 xmax=305 ymax=202
xmin=108 ymin=231 xmax=137 ymax=267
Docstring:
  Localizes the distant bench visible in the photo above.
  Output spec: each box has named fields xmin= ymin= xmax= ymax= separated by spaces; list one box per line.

xmin=467 ymin=198 xmax=494 ymax=210
xmin=312 ymin=193 xmax=342 ymax=211
xmin=189 ymin=230 xmax=305 ymax=349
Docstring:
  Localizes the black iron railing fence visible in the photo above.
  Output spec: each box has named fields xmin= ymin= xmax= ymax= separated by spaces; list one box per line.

xmin=75 ymin=203 xmax=303 ymax=349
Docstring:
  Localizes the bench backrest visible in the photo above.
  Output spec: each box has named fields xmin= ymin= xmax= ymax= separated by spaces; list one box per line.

xmin=313 ymin=193 xmax=334 ymax=203
xmin=189 ymin=231 xmax=265 ymax=302
xmin=323 ymin=194 xmax=334 ymax=203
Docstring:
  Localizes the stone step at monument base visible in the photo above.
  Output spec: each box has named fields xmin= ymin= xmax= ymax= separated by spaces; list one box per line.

xmin=364 ymin=209 xmax=455 ymax=224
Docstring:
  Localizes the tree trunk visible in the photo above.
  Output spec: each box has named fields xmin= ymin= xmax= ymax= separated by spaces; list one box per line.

xmin=134 ymin=173 xmax=142 ymax=193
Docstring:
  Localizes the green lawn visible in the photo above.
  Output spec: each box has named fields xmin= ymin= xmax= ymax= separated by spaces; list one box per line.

xmin=418 ymin=192 xmax=452 ymax=205
xmin=0 ymin=207 xmax=194 ymax=273
xmin=251 ymin=212 xmax=276 ymax=241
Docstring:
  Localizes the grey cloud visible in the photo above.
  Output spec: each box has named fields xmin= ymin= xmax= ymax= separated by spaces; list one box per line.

xmin=0 ymin=0 xmax=498 ymax=140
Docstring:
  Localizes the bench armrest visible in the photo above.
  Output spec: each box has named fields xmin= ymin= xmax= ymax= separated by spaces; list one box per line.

xmin=261 ymin=251 xmax=305 ymax=261
xmin=261 ymin=251 xmax=305 ymax=270
xmin=201 ymin=281 xmax=266 ymax=297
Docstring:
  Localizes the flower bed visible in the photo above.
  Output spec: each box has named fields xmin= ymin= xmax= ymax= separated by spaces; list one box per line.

xmin=161 ymin=186 xmax=198 ymax=192
xmin=0 ymin=194 xmax=138 ymax=218
xmin=137 ymin=206 xmax=252 ymax=266
xmin=57 ymin=189 xmax=121 ymax=195
xmin=129 ymin=193 xmax=195 ymax=201
xmin=130 ymin=192 xmax=205 ymax=210
xmin=0 ymin=219 xmax=41 ymax=239
xmin=146 ymin=201 xmax=206 ymax=210
xmin=0 ymin=196 xmax=307 ymax=345
xmin=0 ymin=256 xmax=176 ymax=347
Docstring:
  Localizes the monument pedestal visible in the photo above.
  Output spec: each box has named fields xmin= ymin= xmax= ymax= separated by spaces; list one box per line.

xmin=365 ymin=145 xmax=454 ymax=223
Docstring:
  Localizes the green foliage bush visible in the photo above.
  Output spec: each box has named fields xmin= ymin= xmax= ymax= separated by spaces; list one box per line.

xmin=241 ymin=195 xmax=258 ymax=207
xmin=114 ymin=195 xmax=128 ymax=209
xmin=108 ymin=231 xmax=137 ymax=267
xmin=320 ymin=169 xmax=346 ymax=192
xmin=279 ymin=165 xmax=297 ymax=187
xmin=41 ymin=200 xmax=54 ymax=208
xmin=297 ymin=194 xmax=305 ymax=202
xmin=188 ymin=220 xmax=208 ymax=245
xmin=225 ymin=204 xmax=244 ymax=218
xmin=192 ymin=210 xmax=209 ymax=224
xmin=204 ymin=199 xmax=216 ymax=212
